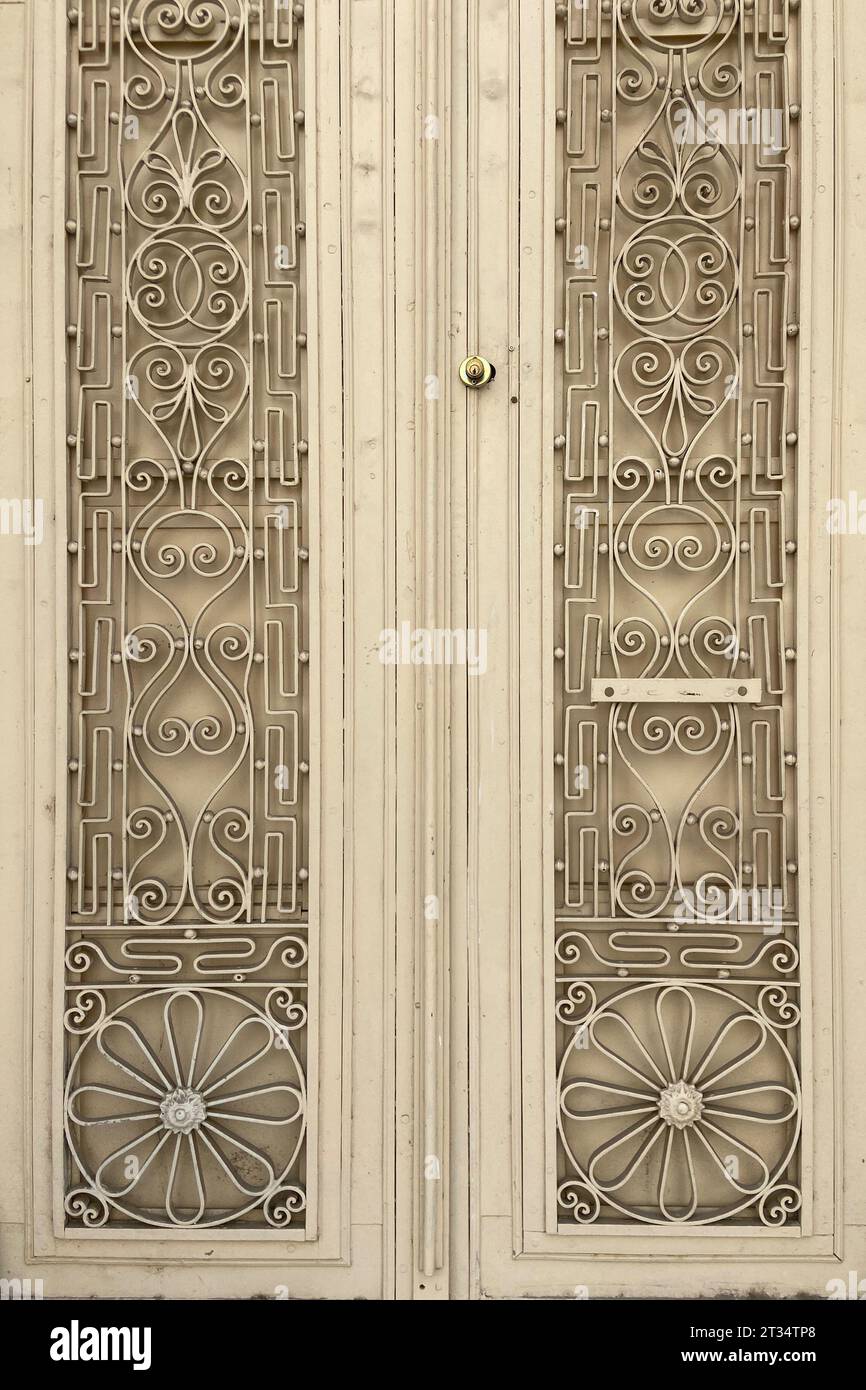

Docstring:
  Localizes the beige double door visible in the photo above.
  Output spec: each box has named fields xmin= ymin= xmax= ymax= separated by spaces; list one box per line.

xmin=7 ymin=0 xmax=865 ymax=1302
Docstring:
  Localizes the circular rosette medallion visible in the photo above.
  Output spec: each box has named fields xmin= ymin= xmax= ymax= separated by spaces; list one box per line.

xmin=615 ymin=218 xmax=737 ymax=342
xmin=65 ymin=989 xmax=305 ymax=1228
xmin=128 ymin=226 xmax=248 ymax=348
xmin=558 ymin=982 xmax=800 ymax=1224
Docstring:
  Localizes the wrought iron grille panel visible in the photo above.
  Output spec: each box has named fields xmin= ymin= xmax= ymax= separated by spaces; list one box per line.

xmin=553 ymin=0 xmax=802 ymax=1227
xmin=63 ymin=0 xmax=310 ymax=1231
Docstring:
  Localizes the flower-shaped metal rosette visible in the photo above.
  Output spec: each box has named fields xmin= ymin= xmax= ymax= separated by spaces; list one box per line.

xmin=558 ymin=982 xmax=800 ymax=1224
xmin=65 ymin=988 xmax=305 ymax=1227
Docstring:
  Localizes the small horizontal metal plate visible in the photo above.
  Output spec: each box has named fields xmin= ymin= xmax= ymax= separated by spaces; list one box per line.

xmin=590 ymin=678 xmax=763 ymax=705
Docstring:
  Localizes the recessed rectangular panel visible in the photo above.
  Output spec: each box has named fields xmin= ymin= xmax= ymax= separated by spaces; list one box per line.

xmin=553 ymin=0 xmax=802 ymax=1230
xmin=63 ymin=1 xmax=312 ymax=1235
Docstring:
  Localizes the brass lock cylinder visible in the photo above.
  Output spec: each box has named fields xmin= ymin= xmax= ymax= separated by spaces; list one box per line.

xmin=458 ymin=354 xmax=496 ymax=388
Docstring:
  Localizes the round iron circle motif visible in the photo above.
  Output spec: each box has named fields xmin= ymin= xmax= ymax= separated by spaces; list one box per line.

xmin=558 ymin=982 xmax=801 ymax=1225
xmin=65 ymin=988 xmax=306 ymax=1228
xmin=614 ymin=217 xmax=738 ymax=342
xmin=127 ymin=226 xmax=249 ymax=348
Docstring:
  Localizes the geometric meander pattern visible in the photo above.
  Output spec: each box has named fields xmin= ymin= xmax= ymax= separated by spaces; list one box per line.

xmin=64 ymin=1 xmax=308 ymax=1229
xmin=554 ymin=0 xmax=802 ymax=1225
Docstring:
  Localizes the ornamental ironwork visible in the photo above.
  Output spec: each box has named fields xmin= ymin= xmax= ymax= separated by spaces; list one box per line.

xmin=63 ymin=0 xmax=310 ymax=1230
xmin=554 ymin=0 xmax=802 ymax=1225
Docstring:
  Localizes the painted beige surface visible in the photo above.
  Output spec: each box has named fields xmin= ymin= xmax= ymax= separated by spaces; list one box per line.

xmin=0 ymin=0 xmax=862 ymax=1300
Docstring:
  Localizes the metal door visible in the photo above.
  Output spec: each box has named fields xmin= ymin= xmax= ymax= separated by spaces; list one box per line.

xmin=457 ymin=0 xmax=864 ymax=1300
xmin=17 ymin=0 xmax=393 ymax=1299
xmin=5 ymin=0 xmax=865 ymax=1302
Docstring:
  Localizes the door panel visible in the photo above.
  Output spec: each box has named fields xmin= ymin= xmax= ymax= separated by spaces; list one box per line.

xmin=551 ymin=0 xmax=804 ymax=1234
xmin=21 ymin=0 xmax=390 ymax=1298
xmin=63 ymin=0 xmax=314 ymax=1239
xmin=468 ymin=0 xmax=852 ymax=1298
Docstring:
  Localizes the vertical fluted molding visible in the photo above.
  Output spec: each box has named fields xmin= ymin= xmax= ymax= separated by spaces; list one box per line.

xmin=418 ymin=0 xmax=449 ymax=1280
